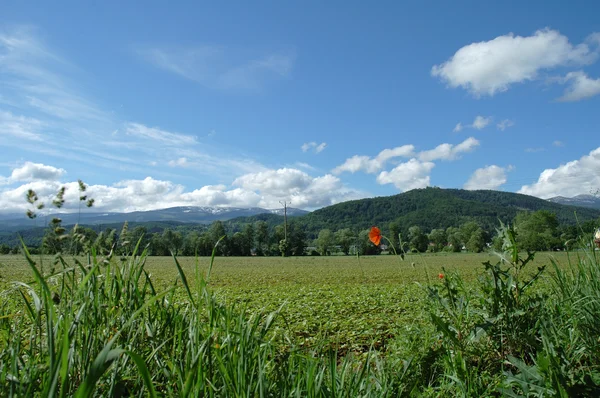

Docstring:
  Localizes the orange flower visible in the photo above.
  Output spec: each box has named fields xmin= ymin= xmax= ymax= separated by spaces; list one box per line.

xmin=369 ymin=226 xmax=381 ymax=246
xmin=438 ymin=273 xmax=444 ymax=279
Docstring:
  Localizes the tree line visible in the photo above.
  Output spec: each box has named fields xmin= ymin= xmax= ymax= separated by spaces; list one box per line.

xmin=2 ymin=209 xmax=598 ymax=257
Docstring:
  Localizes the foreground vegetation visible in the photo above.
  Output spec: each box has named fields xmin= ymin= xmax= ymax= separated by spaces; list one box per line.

xmin=2 ymin=225 xmax=600 ymax=396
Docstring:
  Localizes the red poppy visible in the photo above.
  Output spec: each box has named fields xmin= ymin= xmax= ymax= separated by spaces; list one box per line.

xmin=369 ymin=226 xmax=381 ymax=246
xmin=438 ymin=273 xmax=444 ymax=279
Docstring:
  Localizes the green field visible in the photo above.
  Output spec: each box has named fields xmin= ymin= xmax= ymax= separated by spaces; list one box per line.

xmin=0 ymin=251 xmax=569 ymax=355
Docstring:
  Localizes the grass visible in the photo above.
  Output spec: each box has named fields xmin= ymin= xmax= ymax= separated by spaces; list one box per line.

xmin=1 ymin=244 xmax=598 ymax=396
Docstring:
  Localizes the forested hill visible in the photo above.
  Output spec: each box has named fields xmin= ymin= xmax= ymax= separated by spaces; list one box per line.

xmin=291 ymin=187 xmax=600 ymax=235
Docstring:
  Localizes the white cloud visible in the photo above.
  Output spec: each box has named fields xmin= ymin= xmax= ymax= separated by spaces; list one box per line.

xmin=432 ymin=29 xmax=600 ymax=96
xmin=557 ymin=71 xmax=600 ymax=102
xmin=138 ymin=46 xmax=295 ymax=91
xmin=0 ymin=110 xmax=44 ymax=141
xmin=553 ymin=140 xmax=565 ymax=147
xmin=125 ymin=123 xmax=197 ymax=146
xmin=497 ymin=119 xmax=515 ymax=131
xmin=10 ymin=162 xmax=65 ymax=182
xmin=332 ymin=144 xmax=415 ymax=174
xmin=168 ymin=157 xmax=188 ymax=167
xmin=376 ymin=159 xmax=435 ymax=191
xmin=454 ymin=115 xmax=493 ymax=132
xmin=315 ymin=142 xmax=327 ymax=153
xmin=464 ymin=165 xmax=509 ymax=190
xmin=418 ymin=137 xmax=480 ymax=162
xmin=301 ymin=141 xmax=327 ymax=153
xmin=519 ymin=147 xmax=600 ymax=198
xmin=0 ymin=167 xmax=366 ymax=214
xmin=472 ymin=115 xmax=491 ymax=130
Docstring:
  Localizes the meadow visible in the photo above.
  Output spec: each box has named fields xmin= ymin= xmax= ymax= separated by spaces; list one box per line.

xmin=1 ymin=239 xmax=598 ymax=396
xmin=0 ymin=251 xmax=566 ymax=355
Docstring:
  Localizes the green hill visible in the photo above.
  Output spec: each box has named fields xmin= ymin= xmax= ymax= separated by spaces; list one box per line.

xmin=291 ymin=187 xmax=600 ymax=237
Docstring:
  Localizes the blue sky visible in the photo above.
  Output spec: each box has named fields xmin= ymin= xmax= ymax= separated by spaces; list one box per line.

xmin=1 ymin=1 xmax=600 ymax=214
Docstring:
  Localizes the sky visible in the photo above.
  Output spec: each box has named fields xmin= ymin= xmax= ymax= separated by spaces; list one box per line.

xmin=1 ymin=1 xmax=600 ymax=215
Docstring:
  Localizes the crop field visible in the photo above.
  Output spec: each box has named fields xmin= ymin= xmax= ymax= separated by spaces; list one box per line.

xmin=0 ymin=251 xmax=569 ymax=355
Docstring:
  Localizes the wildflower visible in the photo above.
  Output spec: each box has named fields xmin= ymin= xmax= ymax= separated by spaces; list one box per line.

xmin=369 ymin=226 xmax=382 ymax=246
xmin=595 ymin=228 xmax=600 ymax=248
xmin=438 ymin=273 xmax=444 ymax=279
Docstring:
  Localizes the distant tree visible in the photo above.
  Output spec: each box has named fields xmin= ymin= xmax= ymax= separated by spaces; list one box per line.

xmin=428 ymin=228 xmax=446 ymax=252
xmin=358 ymin=229 xmax=381 ymax=255
xmin=241 ymin=223 xmax=255 ymax=255
xmin=446 ymin=226 xmax=462 ymax=252
xmin=388 ymin=222 xmax=400 ymax=252
xmin=287 ymin=222 xmax=307 ymax=256
xmin=162 ymin=229 xmax=183 ymax=256
xmin=335 ymin=228 xmax=355 ymax=255
xmin=515 ymin=210 xmax=561 ymax=251
xmin=254 ymin=221 xmax=269 ymax=256
xmin=150 ymin=232 xmax=168 ymax=256
xmin=466 ymin=228 xmax=486 ymax=253
xmin=0 ymin=244 xmax=9 ymax=255
xmin=209 ymin=221 xmax=227 ymax=255
xmin=408 ymin=226 xmax=428 ymax=252
xmin=316 ymin=229 xmax=334 ymax=256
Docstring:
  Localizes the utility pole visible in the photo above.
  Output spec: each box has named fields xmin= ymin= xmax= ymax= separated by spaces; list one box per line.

xmin=279 ymin=200 xmax=289 ymax=242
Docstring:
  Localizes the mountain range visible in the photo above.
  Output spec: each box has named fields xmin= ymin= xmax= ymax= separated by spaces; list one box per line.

xmin=0 ymin=206 xmax=308 ymax=229
xmin=1 ymin=189 xmax=599 ymax=238
xmin=547 ymin=194 xmax=600 ymax=210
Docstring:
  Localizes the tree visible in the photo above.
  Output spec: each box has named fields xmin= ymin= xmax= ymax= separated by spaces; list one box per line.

xmin=287 ymin=222 xmax=307 ymax=256
xmin=358 ymin=229 xmax=381 ymax=255
xmin=408 ymin=226 xmax=428 ymax=252
xmin=388 ymin=222 xmax=400 ymax=252
xmin=335 ymin=228 xmax=355 ymax=255
xmin=316 ymin=229 xmax=334 ymax=256
xmin=446 ymin=227 xmax=462 ymax=252
xmin=254 ymin=221 xmax=269 ymax=256
xmin=241 ymin=223 xmax=255 ymax=256
xmin=162 ymin=229 xmax=183 ymax=256
xmin=428 ymin=228 xmax=446 ymax=252
xmin=515 ymin=210 xmax=560 ymax=251
xmin=466 ymin=228 xmax=486 ymax=253
xmin=209 ymin=221 xmax=228 ymax=256
xmin=150 ymin=232 xmax=168 ymax=256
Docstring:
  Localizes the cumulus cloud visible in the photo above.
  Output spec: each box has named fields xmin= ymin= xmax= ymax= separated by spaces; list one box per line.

xmin=464 ymin=165 xmax=511 ymax=190
xmin=0 ymin=165 xmax=366 ymax=214
xmin=557 ymin=71 xmax=600 ymax=102
xmin=453 ymin=123 xmax=463 ymax=132
xmin=10 ymin=162 xmax=65 ymax=182
xmin=376 ymin=159 xmax=435 ymax=191
xmin=418 ymin=137 xmax=480 ymax=162
xmin=332 ymin=145 xmax=415 ymax=174
xmin=497 ymin=119 xmax=515 ymax=131
xmin=519 ymin=147 xmax=600 ymax=198
xmin=301 ymin=141 xmax=327 ymax=153
xmin=432 ymin=29 xmax=600 ymax=96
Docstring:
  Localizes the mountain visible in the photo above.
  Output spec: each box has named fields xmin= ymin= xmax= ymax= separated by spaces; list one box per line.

xmin=285 ymin=188 xmax=600 ymax=236
xmin=0 ymin=206 xmax=309 ymax=229
xmin=547 ymin=194 xmax=600 ymax=210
